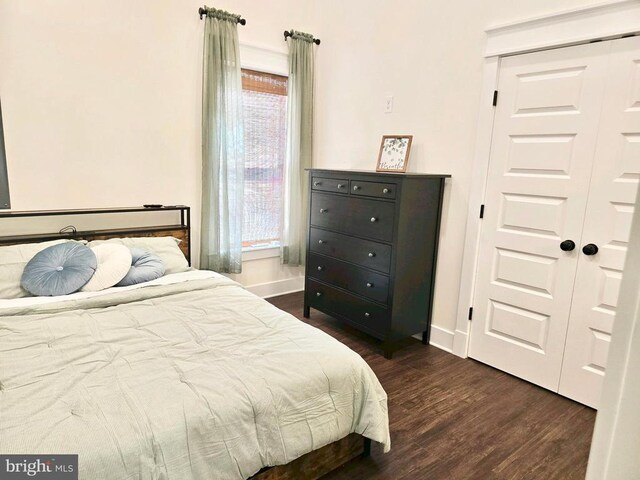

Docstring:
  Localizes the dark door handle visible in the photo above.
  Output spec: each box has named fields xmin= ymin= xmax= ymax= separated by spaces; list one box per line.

xmin=560 ymin=240 xmax=576 ymax=252
xmin=582 ymin=243 xmax=599 ymax=256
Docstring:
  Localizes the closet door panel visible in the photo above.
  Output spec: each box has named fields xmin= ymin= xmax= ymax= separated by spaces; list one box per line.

xmin=469 ymin=42 xmax=611 ymax=391
xmin=559 ymin=36 xmax=640 ymax=408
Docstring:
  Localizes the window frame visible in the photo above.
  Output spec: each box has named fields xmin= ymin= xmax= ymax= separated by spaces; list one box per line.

xmin=239 ymin=44 xmax=289 ymax=261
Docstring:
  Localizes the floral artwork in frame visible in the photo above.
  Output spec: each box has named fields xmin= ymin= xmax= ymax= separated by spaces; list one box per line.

xmin=376 ymin=135 xmax=413 ymax=172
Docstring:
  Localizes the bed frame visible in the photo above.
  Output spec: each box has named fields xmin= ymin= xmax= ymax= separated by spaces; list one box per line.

xmin=0 ymin=206 xmax=192 ymax=264
xmin=0 ymin=206 xmax=372 ymax=480
xmin=251 ymin=434 xmax=370 ymax=480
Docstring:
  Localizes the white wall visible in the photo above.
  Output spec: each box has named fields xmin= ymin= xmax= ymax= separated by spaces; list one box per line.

xmin=587 ymin=168 xmax=640 ymax=479
xmin=0 ymin=0 xmax=318 ymax=292
xmin=309 ymin=0 xmax=607 ymax=348
xmin=0 ymin=0 xmax=609 ymax=336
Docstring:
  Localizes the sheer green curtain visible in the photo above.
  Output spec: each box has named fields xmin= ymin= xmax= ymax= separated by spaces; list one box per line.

xmin=281 ymin=31 xmax=315 ymax=266
xmin=200 ymin=7 xmax=244 ymax=273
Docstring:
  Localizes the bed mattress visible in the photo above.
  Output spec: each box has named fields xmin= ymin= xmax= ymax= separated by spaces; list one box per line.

xmin=0 ymin=271 xmax=390 ymax=479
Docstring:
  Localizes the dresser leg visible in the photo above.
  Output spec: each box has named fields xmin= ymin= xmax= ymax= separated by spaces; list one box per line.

xmin=303 ymin=305 xmax=310 ymax=318
xmin=422 ymin=330 xmax=429 ymax=345
xmin=383 ymin=342 xmax=394 ymax=359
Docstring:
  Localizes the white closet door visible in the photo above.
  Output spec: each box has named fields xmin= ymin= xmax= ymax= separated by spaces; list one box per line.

xmin=559 ymin=36 xmax=640 ymax=408
xmin=468 ymin=42 xmax=611 ymax=390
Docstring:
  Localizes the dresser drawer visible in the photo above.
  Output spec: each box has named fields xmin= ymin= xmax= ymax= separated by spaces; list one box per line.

xmin=308 ymin=253 xmax=389 ymax=304
xmin=311 ymin=176 xmax=349 ymax=194
xmin=306 ymin=279 xmax=389 ymax=338
xmin=310 ymin=193 xmax=395 ymax=242
xmin=350 ymin=180 xmax=397 ymax=199
xmin=309 ymin=228 xmax=392 ymax=273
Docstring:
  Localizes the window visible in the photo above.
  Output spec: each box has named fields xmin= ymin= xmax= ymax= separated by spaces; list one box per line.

xmin=241 ymin=69 xmax=288 ymax=250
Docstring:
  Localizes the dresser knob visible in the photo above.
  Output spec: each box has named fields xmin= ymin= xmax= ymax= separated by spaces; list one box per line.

xmin=320 ymin=208 xmax=328 ymax=213
xmin=337 ymin=183 xmax=344 ymax=189
xmin=314 ymin=181 xmax=321 ymax=186
xmin=317 ymin=266 xmax=324 ymax=271
xmin=353 ymin=185 xmax=360 ymax=191
xmin=318 ymin=239 xmax=325 ymax=244
xmin=364 ymin=312 xmax=370 ymax=318
xmin=316 ymin=292 xmax=322 ymax=297
xmin=366 ymin=282 xmax=373 ymax=288
xmin=383 ymin=188 xmax=390 ymax=194
xmin=370 ymin=217 xmax=377 ymax=223
xmin=368 ymin=252 xmax=376 ymax=258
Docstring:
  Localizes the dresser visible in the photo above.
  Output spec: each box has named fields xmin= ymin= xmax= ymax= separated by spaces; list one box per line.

xmin=303 ymin=169 xmax=450 ymax=358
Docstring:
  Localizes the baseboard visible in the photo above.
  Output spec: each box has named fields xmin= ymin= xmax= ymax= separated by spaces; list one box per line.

xmin=413 ymin=324 xmax=455 ymax=353
xmin=251 ymin=279 xmax=457 ymax=353
xmin=452 ymin=329 xmax=470 ymax=358
xmin=246 ymin=276 xmax=304 ymax=299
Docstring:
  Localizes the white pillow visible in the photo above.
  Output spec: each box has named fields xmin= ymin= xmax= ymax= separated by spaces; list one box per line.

xmin=87 ymin=237 xmax=189 ymax=274
xmin=81 ymin=244 xmax=132 ymax=292
xmin=0 ymin=239 xmax=72 ymax=299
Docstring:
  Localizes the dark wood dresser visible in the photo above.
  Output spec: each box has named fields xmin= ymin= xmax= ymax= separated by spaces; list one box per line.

xmin=303 ymin=169 xmax=450 ymax=358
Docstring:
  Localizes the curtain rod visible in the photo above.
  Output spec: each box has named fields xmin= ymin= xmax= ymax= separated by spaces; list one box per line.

xmin=284 ymin=30 xmax=321 ymax=45
xmin=198 ymin=7 xmax=246 ymax=25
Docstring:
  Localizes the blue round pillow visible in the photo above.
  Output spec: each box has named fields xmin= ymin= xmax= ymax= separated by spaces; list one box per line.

xmin=116 ymin=247 xmax=165 ymax=287
xmin=21 ymin=242 xmax=97 ymax=296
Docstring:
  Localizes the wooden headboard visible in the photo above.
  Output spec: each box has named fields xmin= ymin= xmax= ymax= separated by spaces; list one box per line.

xmin=0 ymin=206 xmax=191 ymax=265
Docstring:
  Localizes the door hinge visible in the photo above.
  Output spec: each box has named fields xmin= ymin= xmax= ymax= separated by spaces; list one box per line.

xmin=468 ymin=307 xmax=473 ymax=321
xmin=492 ymin=90 xmax=498 ymax=106
xmin=479 ymin=204 xmax=485 ymax=219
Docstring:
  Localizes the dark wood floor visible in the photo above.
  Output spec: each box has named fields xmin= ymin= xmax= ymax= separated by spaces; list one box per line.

xmin=267 ymin=292 xmax=596 ymax=480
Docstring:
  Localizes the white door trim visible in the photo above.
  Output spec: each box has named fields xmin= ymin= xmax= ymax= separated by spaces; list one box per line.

xmin=453 ymin=0 xmax=640 ymax=358
xmin=485 ymin=0 xmax=640 ymax=58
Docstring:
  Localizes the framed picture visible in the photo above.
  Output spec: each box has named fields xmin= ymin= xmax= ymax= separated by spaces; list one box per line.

xmin=376 ymin=135 xmax=413 ymax=173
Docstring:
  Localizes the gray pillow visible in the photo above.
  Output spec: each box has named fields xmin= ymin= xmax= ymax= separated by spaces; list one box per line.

xmin=0 ymin=239 xmax=74 ymax=299
xmin=21 ymin=243 xmax=97 ymax=296
xmin=88 ymin=237 xmax=188 ymax=274
xmin=117 ymin=248 xmax=165 ymax=287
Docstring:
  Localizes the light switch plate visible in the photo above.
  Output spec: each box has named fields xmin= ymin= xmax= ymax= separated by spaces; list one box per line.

xmin=384 ymin=96 xmax=394 ymax=114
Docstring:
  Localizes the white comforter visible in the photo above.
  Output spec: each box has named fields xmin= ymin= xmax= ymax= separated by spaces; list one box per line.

xmin=0 ymin=272 xmax=390 ymax=479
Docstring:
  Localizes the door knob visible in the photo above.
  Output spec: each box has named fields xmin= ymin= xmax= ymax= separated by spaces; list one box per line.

xmin=319 ymin=208 xmax=328 ymax=213
xmin=317 ymin=266 xmax=324 ymax=271
xmin=560 ymin=240 xmax=576 ymax=252
xmin=368 ymin=252 xmax=376 ymax=258
xmin=318 ymin=239 xmax=325 ymax=244
xmin=370 ymin=217 xmax=377 ymax=223
xmin=366 ymin=282 xmax=374 ymax=288
xmin=582 ymin=243 xmax=599 ymax=256
xmin=316 ymin=292 xmax=322 ymax=297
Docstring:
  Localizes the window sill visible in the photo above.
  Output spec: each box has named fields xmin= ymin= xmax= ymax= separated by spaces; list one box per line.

xmin=242 ymin=246 xmax=281 ymax=261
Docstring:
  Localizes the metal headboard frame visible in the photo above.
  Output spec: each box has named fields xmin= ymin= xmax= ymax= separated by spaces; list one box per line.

xmin=0 ymin=206 xmax=192 ymax=265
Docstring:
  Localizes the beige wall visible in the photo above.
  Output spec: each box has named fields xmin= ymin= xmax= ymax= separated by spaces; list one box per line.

xmin=309 ymin=0 xmax=605 ymax=345
xmin=0 ymin=0 xmax=605 ymax=335
xmin=0 ymin=0 xmax=317 ymax=289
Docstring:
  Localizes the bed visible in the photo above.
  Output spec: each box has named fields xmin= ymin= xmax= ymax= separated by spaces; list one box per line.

xmin=0 ymin=207 xmax=390 ymax=480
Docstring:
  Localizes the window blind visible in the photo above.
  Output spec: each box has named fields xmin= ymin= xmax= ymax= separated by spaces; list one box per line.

xmin=241 ymin=69 xmax=288 ymax=248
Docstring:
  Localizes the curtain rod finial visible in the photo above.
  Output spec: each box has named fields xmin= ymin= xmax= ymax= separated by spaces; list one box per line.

xmin=238 ymin=17 xmax=246 ymax=25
